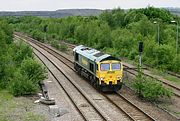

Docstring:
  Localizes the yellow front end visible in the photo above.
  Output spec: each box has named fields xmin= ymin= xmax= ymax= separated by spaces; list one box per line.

xmin=96 ymin=60 xmax=123 ymax=85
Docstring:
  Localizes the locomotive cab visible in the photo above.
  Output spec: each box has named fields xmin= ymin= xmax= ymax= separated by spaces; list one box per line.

xmin=96 ymin=60 xmax=123 ymax=91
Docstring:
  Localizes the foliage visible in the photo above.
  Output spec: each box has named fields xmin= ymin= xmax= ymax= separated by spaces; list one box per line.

xmin=8 ymin=70 xmax=37 ymax=96
xmin=51 ymin=40 xmax=68 ymax=51
xmin=133 ymin=67 xmax=173 ymax=101
xmin=59 ymin=44 xmax=68 ymax=51
xmin=13 ymin=41 xmax=34 ymax=65
xmin=137 ymin=7 xmax=173 ymax=22
xmin=20 ymin=58 xmax=47 ymax=86
xmin=50 ymin=40 xmax=61 ymax=50
xmin=172 ymin=54 xmax=180 ymax=72
xmin=8 ymin=56 xmax=47 ymax=96
xmin=0 ymin=19 xmax=47 ymax=96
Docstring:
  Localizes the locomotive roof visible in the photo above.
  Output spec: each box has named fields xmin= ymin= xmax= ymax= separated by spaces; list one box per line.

xmin=73 ymin=45 xmax=118 ymax=62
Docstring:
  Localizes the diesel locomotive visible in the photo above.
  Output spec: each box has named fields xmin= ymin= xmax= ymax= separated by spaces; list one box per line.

xmin=73 ymin=45 xmax=123 ymax=91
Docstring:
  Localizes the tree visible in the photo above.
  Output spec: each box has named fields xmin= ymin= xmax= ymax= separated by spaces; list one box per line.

xmin=99 ymin=10 xmax=114 ymax=27
xmin=111 ymin=28 xmax=134 ymax=57
xmin=74 ymin=23 xmax=89 ymax=44
xmin=96 ymin=23 xmax=112 ymax=49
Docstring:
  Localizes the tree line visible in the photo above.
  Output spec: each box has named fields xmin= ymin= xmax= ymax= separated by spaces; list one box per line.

xmin=0 ymin=20 xmax=47 ymax=96
xmin=6 ymin=7 xmax=180 ymax=73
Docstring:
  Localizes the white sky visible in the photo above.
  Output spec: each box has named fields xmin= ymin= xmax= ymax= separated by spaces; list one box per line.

xmin=0 ymin=0 xmax=180 ymax=11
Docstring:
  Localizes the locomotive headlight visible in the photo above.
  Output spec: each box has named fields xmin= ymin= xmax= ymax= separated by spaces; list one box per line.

xmin=117 ymin=76 xmax=121 ymax=79
xmin=100 ymin=77 xmax=104 ymax=81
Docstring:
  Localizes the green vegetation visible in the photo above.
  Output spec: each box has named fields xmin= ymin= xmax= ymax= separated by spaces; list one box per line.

xmin=8 ymin=58 xmax=47 ymax=96
xmin=7 ymin=7 xmax=180 ymax=73
xmin=150 ymin=68 xmax=180 ymax=84
xmin=133 ymin=68 xmax=173 ymax=101
xmin=0 ymin=20 xmax=47 ymax=96
xmin=50 ymin=40 xmax=68 ymax=51
xmin=0 ymin=19 xmax=47 ymax=120
xmin=24 ymin=112 xmax=46 ymax=121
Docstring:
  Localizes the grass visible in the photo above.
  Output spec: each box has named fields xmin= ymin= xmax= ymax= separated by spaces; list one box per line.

xmin=163 ymin=75 xmax=180 ymax=84
xmin=0 ymin=90 xmax=47 ymax=121
xmin=24 ymin=112 xmax=45 ymax=121
xmin=159 ymin=103 xmax=180 ymax=118
xmin=150 ymin=68 xmax=180 ymax=84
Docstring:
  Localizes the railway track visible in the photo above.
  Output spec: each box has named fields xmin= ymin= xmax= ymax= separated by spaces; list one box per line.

xmin=103 ymin=93 xmax=155 ymax=121
xmin=14 ymin=32 xmax=156 ymax=121
xmin=167 ymin=71 xmax=180 ymax=79
xmin=15 ymin=35 xmax=108 ymax=121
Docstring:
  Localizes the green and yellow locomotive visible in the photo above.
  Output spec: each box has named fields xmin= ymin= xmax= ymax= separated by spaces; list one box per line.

xmin=73 ymin=45 xmax=123 ymax=91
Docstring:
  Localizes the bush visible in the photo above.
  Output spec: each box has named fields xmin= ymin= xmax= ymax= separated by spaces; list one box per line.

xmin=128 ymin=49 xmax=138 ymax=60
xmin=50 ymin=40 xmax=68 ymax=52
xmin=66 ymin=38 xmax=77 ymax=44
xmin=133 ymin=68 xmax=173 ymax=101
xmin=8 ymin=58 xmax=47 ymax=96
xmin=31 ymin=30 xmax=44 ymax=42
xmin=59 ymin=44 xmax=68 ymax=52
xmin=171 ymin=54 xmax=180 ymax=73
xmin=8 ymin=70 xmax=37 ymax=96
xmin=20 ymin=58 xmax=47 ymax=85
xmin=141 ymin=78 xmax=172 ymax=101
xmin=50 ymin=40 xmax=60 ymax=50
xmin=14 ymin=42 xmax=33 ymax=64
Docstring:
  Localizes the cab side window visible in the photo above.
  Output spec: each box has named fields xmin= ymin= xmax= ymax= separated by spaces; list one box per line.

xmin=75 ymin=53 xmax=79 ymax=61
xmin=90 ymin=63 xmax=94 ymax=72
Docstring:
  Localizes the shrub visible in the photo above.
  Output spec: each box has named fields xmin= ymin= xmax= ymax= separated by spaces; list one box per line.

xmin=20 ymin=58 xmax=47 ymax=85
xmin=50 ymin=40 xmax=68 ymax=52
xmin=14 ymin=41 xmax=33 ymax=64
xmin=128 ymin=49 xmax=138 ymax=60
xmin=31 ymin=30 xmax=44 ymax=42
xmin=8 ymin=70 xmax=37 ymax=96
xmin=133 ymin=68 xmax=173 ymax=101
xmin=8 ymin=58 xmax=47 ymax=96
xmin=66 ymin=38 xmax=77 ymax=44
xmin=50 ymin=40 xmax=60 ymax=50
xmin=141 ymin=78 xmax=172 ymax=101
xmin=171 ymin=54 xmax=180 ymax=73
xmin=59 ymin=44 xmax=68 ymax=52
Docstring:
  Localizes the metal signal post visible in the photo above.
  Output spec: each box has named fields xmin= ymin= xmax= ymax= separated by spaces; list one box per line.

xmin=44 ymin=25 xmax=48 ymax=42
xmin=139 ymin=42 xmax=143 ymax=71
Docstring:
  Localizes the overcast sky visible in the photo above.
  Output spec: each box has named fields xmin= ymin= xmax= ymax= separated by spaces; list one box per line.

xmin=0 ymin=0 xmax=180 ymax=11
